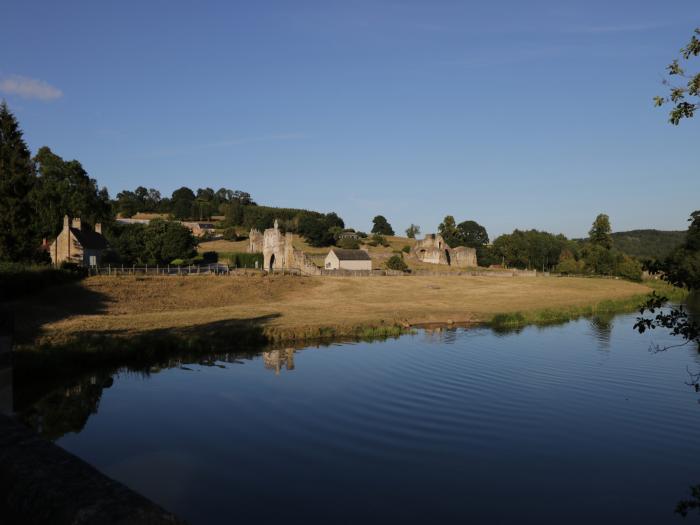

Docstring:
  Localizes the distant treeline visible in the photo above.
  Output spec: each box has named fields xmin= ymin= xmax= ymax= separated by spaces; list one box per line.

xmin=611 ymin=230 xmax=686 ymax=260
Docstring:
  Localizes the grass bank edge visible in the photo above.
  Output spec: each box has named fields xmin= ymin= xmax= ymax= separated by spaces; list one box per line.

xmin=488 ymin=280 xmax=687 ymax=329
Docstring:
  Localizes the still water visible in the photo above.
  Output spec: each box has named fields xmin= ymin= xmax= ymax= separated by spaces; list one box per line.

xmin=17 ymin=313 xmax=700 ymax=524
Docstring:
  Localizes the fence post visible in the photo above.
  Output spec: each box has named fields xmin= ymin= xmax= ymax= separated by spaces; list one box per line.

xmin=108 ymin=264 xmax=111 ymax=276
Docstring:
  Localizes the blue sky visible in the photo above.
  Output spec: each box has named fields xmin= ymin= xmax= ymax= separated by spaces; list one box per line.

xmin=1 ymin=1 xmax=698 ymax=238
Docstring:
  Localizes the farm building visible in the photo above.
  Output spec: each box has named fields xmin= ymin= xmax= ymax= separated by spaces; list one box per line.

xmin=324 ymin=248 xmax=372 ymax=271
xmin=49 ymin=215 xmax=109 ymax=267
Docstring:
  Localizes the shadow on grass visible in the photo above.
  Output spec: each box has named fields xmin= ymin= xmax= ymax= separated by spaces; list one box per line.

xmin=2 ymin=280 xmax=111 ymax=344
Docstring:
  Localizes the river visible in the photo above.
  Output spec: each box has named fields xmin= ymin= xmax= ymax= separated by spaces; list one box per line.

xmin=14 ymin=311 xmax=700 ymax=524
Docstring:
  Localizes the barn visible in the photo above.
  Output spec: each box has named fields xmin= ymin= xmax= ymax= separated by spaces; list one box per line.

xmin=324 ymin=248 xmax=372 ymax=271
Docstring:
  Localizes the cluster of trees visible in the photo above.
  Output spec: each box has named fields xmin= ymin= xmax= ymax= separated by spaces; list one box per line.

xmin=611 ymin=229 xmax=686 ymax=260
xmin=468 ymin=213 xmax=643 ymax=280
xmin=654 ymin=210 xmax=700 ymax=290
xmin=104 ymin=220 xmax=197 ymax=266
xmin=0 ymin=102 xmax=112 ymax=262
xmin=115 ymin=186 xmax=255 ymax=220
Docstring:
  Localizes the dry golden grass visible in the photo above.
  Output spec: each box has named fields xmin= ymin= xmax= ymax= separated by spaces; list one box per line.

xmin=197 ymin=239 xmax=249 ymax=253
xmin=11 ymin=274 xmax=651 ymax=345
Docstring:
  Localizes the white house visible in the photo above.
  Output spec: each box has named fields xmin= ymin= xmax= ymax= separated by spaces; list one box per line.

xmin=324 ymin=248 xmax=372 ymax=271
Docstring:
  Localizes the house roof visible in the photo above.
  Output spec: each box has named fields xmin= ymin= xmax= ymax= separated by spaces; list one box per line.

xmin=330 ymin=248 xmax=371 ymax=261
xmin=71 ymin=228 xmax=109 ymax=250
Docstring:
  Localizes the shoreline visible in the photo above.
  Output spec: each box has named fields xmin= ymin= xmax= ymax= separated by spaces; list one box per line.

xmin=10 ymin=279 xmax=685 ymax=374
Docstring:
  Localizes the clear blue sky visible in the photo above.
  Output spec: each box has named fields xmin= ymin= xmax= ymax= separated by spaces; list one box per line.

xmin=2 ymin=1 xmax=698 ymax=238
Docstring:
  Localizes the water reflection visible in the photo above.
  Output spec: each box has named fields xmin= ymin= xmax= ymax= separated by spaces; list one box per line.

xmin=262 ymin=348 xmax=296 ymax=375
xmin=588 ymin=314 xmax=615 ymax=350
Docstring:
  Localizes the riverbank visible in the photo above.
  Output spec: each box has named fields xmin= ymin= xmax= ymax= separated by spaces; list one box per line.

xmin=7 ymin=273 xmax=679 ymax=349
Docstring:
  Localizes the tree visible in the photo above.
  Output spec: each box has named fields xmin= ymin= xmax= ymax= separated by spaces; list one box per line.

xmin=438 ymin=215 xmax=458 ymax=246
xmin=171 ymin=187 xmax=195 ymax=219
xmin=0 ymin=101 xmax=38 ymax=262
xmin=654 ymin=27 xmax=700 ymax=125
xmin=456 ymin=220 xmax=489 ymax=248
xmin=661 ymin=210 xmax=700 ymax=290
xmin=589 ymin=213 xmax=613 ymax=249
xmin=386 ymin=254 xmax=408 ymax=272
xmin=103 ymin=223 xmax=147 ymax=265
xmin=32 ymin=146 xmax=112 ymax=239
xmin=371 ymin=215 xmax=394 ymax=236
xmin=143 ymin=220 xmax=196 ymax=265
xmin=405 ymin=224 xmax=420 ymax=239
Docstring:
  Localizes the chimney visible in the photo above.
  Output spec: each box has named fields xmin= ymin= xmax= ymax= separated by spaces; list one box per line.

xmin=71 ymin=218 xmax=81 ymax=230
xmin=94 ymin=223 xmax=102 ymax=234
xmin=63 ymin=215 xmax=70 ymax=231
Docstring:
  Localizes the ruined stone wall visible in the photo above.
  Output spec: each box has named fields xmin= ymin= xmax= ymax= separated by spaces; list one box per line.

xmin=260 ymin=221 xmax=321 ymax=275
xmin=248 ymin=229 xmax=263 ymax=253
xmin=450 ymin=246 xmax=478 ymax=268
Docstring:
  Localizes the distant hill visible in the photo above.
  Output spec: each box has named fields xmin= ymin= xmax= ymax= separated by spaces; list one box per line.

xmin=611 ymin=229 xmax=686 ymax=260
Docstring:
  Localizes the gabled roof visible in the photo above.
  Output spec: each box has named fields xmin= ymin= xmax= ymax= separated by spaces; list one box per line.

xmin=330 ymin=248 xmax=371 ymax=261
xmin=71 ymin=228 xmax=109 ymax=250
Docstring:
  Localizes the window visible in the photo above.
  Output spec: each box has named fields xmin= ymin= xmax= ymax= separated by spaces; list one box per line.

xmin=89 ymin=255 xmax=97 ymax=266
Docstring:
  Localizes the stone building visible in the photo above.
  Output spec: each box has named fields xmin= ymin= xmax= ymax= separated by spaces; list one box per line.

xmin=49 ymin=216 xmax=109 ymax=267
xmin=180 ymin=222 xmax=215 ymax=238
xmin=324 ymin=248 xmax=372 ymax=271
xmin=410 ymin=233 xmax=477 ymax=268
xmin=251 ymin=220 xmax=321 ymax=275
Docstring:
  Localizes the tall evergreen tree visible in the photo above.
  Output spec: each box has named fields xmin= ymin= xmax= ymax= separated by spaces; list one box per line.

xmin=0 ymin=101 xmax=38 ymax=261
xmin=32 ymin=146 xmax=112 ymax=238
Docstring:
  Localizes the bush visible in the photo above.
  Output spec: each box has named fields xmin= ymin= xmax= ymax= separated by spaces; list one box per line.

xmin=337 ymin=237 xmax=360 ymax=249
xmin=371 ymin=233 xmax=390 ymax=247
xmin=170 ymin=258 xmax=186 ymax=266
xmin=0 ymin=263 xmax=85 ymax=300
xmin=401 ymin=245 xmax=411 ymax=253
xmin=222 ymin=227 xmax=239 ymax=241
xmin=386 ymin=255 xmax=408 ymax=272
xmin=614 ymin=256 xmax=643 ymax=282
xmin=232 ymin=252 xmax=263 ymax=268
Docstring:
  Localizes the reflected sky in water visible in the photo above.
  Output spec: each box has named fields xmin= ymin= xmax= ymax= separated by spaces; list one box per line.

xmin=17 ymin=312 xmax=700 ymax=524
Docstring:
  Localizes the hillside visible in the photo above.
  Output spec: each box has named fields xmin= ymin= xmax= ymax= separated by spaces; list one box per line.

xmin=611 ymin=229 xmax=685 ymax=260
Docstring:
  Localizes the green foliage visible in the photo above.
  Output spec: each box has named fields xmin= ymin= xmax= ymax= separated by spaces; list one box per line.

xmin=555 ymin=250 xmax=585 ymax=274
xmin=222 ymin=227 xmax=239 ymax=241
xmin=232 ymin=252 xmax=263 ymax=268
xmin=337 ymin=237 xmax=360 ymax=249
xmin=405 ymin=224 xmax=420 ymax=238
xmin=401 ymin=245 xmax=411 ymax=253
xmin=103 ymin=223 xmax=147 ymax=265
xmin=589 ymin=213 xmax=613 ymax=249
xmin=170 ymin=186 xmax=196 ymax=219
xmin=611 ymin=229 xmax=686 ymax=260
xmin=385 ymin=254 xmax=408 ymax=272
xmin=371 ymin=233 xmax=390 ymax=247
xmin=371 ymin=215 xmax=394 ymax=236
xmin=661 ymin=210 xmax=700 ymax=290
xmin=144 ymin=220 xmax=197 ymax=265
xmin=438 ymin=215 xmax=458 ymax=246
xmin=492 ymin=229 xmax=569 ymax=271
xmin=0 ymin=262 xmax=85 ymax=299
xmin=0 ymin=102 xmax=39 ymax=262
xmin=32 ymin=146 xmax=112 ymax=239
xmin=655 ymin=28 xmax=700 ymax=125
xmin=298 ymin=212 xmax=344 ymax=247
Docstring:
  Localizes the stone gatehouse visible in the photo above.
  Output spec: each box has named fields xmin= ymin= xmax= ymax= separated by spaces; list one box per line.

xmin=249 ymin=221 xmax=321 ymax=275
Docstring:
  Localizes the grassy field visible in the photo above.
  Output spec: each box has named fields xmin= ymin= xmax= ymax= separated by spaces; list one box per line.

xmin=8 ymin=273 xmax=665 ymax=348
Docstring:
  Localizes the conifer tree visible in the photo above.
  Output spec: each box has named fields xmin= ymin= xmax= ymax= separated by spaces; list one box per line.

xmin=0 ymin=101 xmax=38 ymax=262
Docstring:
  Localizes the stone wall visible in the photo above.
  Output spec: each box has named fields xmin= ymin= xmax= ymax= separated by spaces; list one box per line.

xmin=258 ymin=221 xmax=321 ymax=275
xmin=410 ymin=233 xmax=478 ymax=268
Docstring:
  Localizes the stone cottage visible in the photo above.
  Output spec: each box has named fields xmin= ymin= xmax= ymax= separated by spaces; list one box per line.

xmin=410 ymin=233 xmax=477 ymax=268
xmin=49 ymin=215 xmax=109 ymax=267
xmin=324 ymin=248 xmax=372 ymax=271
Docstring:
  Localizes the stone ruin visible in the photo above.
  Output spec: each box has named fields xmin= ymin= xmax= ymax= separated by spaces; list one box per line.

xmin=410 ymin=233 xmax=477 ymax=268
xmin=249 ymin=220 xmax=321 ymax=275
